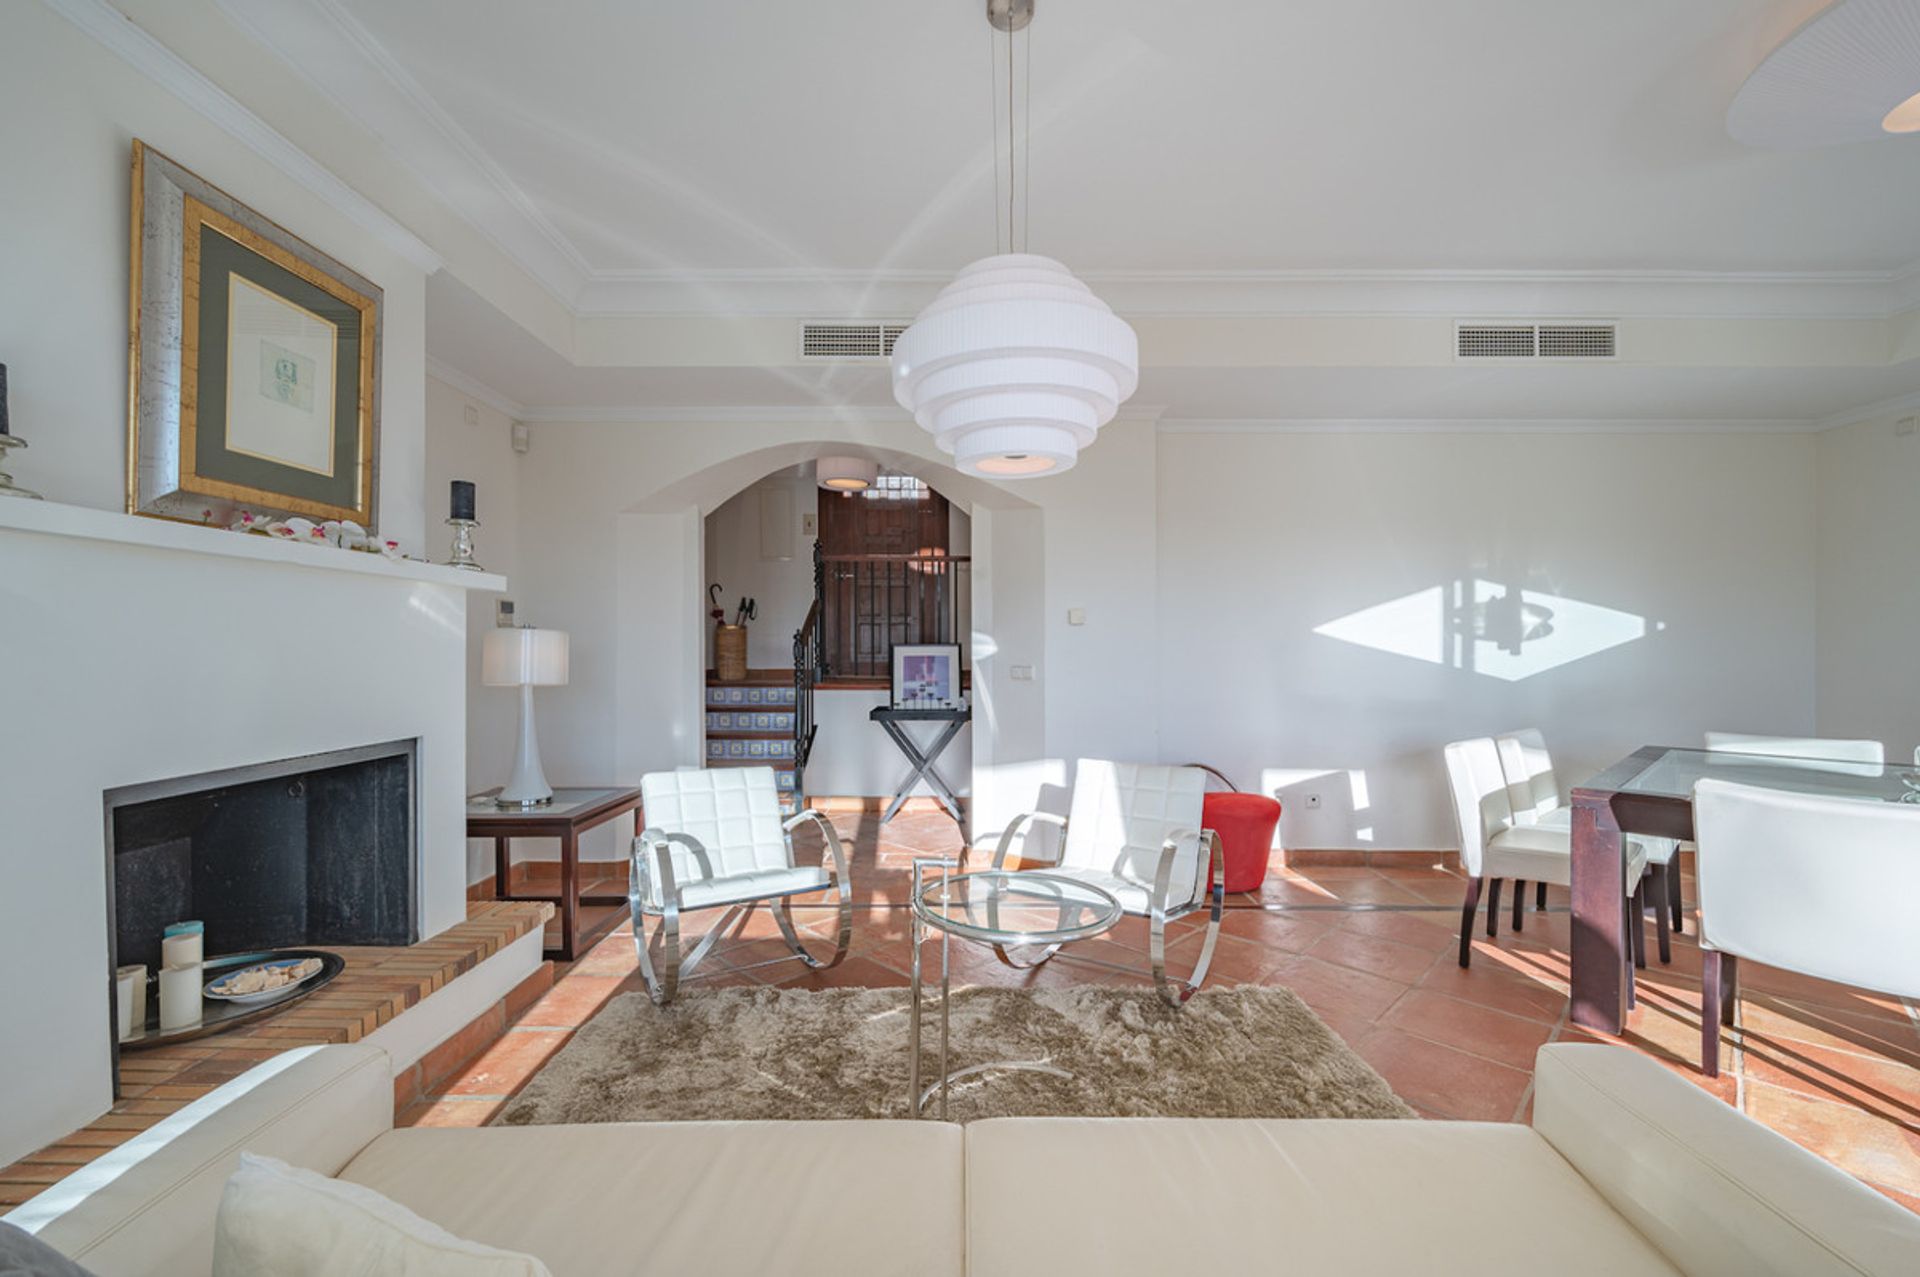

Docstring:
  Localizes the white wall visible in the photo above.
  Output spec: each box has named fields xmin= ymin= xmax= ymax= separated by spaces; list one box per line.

xmin=704 ymin=471 xmax=818 ymax=669
xmin=1155 ymin=426 xmax=1820 ymax=850
xmin=424 ymin=375 xmax=529 ymax=883
xmin=1815 ymin=411 xmax=1920 ymax=759
xmin=0 ymin=514 xmax=476 ymax=1167
xmin=0 ymin=3 xmax=429 ymax=555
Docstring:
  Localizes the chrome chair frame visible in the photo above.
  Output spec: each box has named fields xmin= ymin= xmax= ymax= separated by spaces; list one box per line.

xmin=987 ymin=810 xmax=1226 ymax=1007
xmin=629 ymin=808 xmax=853 ymax=1006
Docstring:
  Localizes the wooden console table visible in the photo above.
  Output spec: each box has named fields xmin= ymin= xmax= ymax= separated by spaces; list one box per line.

xmin=467 ymin=787 xmax=642 ymax=960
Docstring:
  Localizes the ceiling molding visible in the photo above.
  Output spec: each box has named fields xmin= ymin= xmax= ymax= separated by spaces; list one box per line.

xmin=1157 ymin=418 xmax=1819 ymax=436
xmin=575 ymin=265 xmax=1920 ymax=322
xmin=44 ymin=0 xmax=441 ymax=274
xmin=212 ymin=0 xmax=588 ymax=307
xmin=517 ymin=403 xmax=1170 ymax=427
xmin=425 ymin=357 xmax=526 ymax=420
xmin=1815 ymin=386 xmax=1920 ymax=432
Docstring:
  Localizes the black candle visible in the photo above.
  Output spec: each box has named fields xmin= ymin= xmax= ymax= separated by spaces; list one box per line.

xmin=0 ymin=363 xmax=10 ymax=436
xmin=450 ymin=479 xmax=475 ymax=522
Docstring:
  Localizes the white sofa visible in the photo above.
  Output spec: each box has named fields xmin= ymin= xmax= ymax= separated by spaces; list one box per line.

xmin=5 ymin=1044 xmax=1915 ymax=1276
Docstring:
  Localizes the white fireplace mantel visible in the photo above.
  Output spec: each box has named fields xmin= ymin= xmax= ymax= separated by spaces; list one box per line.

xmin=0 ymin=498 xmax=508 ymax=592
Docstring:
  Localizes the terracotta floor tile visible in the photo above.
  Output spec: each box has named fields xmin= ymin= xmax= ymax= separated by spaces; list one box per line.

xmin=1305 ymin=928 xmax=1442 ymax=985
xmin=513 ymin=974 xmax=627 ymax=1029
xmin=1739 ymin=1036 xmax=1920 ymax=1125
xmin=1742 ymin=1080 xmax=1920 ymax=1195
xmin=442 ymin=1029 xmax=570 ymax=1098
xmin=1351 ymin=1026 xmax=1532 ymax=1122
xmin=1381 ymin=989 xmax=1558 ymax=1071
xmin=1262 ymin=953 xmax=1412 ymax=1023
xmin=1738 ymin=995 xmax=1920 ymax=1069
xmin=1414 ymin=954 xmax=1569 ymax=1024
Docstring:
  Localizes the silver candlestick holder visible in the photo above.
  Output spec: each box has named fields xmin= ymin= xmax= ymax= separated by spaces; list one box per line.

xmin=0 ymin=435 xmax=41 ymax=500
xmin=445 ymin=517 xmax=484 ymax=571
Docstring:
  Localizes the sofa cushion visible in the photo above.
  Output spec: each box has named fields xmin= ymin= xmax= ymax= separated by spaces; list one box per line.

xmin=964 ymin=1117 xmax=1681 ymax=1276
xmin=339 ymin=1120 xmax=964 ymax=1277
xmin=1533 ymin=1044 xmax=1920 ymax=1277
xmin=213 ymin=1153 xmax=549 ymax=1276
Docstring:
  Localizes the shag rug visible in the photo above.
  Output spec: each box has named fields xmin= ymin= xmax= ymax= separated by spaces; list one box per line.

xmin=497 ymin=985 xmax=1414 ymax=1125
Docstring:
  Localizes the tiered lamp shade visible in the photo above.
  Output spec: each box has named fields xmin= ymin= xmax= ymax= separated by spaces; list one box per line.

xmin=816 ymin=456 xmax=879 ymax=491
xmin=891 ymin=254 xmax=1138 ymax=478
xmin=481 ymin=628 xmax=569 ymax=688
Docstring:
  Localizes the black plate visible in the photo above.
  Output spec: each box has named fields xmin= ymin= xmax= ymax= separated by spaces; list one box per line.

xmin=119 ymin=947 xmax=345 ymax=1052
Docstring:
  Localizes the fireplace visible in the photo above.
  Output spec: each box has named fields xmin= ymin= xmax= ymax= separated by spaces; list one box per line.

xmin=105 ymin=740 xmax=419 ymax=1011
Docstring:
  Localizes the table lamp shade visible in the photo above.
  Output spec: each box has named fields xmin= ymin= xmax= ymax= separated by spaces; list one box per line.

xmin=482 ymin=628 xmax=569 ymax=687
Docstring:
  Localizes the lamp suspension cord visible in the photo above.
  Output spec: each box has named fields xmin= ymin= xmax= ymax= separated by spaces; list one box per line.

xmin=1007 ymin=18 xmax=1016 ymax=253
xmin=988 ymin=19 xmax=1003 ymax=255
xmin=1022 ymin=19 xmax=1031 ymax=253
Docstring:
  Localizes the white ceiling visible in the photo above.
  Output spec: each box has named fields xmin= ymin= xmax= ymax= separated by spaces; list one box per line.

xmin=211 ymin=0 xmax=1920 ymax=419
xmin=334 ymin=0 xmax=1920 ymax=280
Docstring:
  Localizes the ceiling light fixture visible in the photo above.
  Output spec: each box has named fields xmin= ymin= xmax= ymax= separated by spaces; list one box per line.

xmin=1727 ymin=0 xmax=1920 ymax=148
xmin=890 ymin=0 xmax=1138 ymax=479
xmin=816 ymin=456 xmax=879 ymax=492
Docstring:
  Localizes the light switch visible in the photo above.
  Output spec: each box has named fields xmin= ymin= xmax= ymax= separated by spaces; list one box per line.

xmin=463 ymin=403 xmax=479 ymax=426
xmin=802 ymin=512 xmax=818 ymax=535
xmin=1010 ymin=664 xmax=1035 ymax=681
xmin=1067 ymin=608 xmax=1086 ymax=625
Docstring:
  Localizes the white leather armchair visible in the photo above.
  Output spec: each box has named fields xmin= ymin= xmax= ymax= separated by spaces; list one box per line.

xmin=629 ymin=767 xmax=852 ymax=1005
xmin=1691 ymin=778 xmax=1920 ymax=1077
xmin=1446 ymin=737 xmax=1653 ymax=981
xmin=990 ymin=760 xmax=1224 ymax=1007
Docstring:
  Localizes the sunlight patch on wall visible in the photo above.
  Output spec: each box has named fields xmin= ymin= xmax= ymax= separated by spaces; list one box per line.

xmin=1312 ymin=578 xmax=1660 ymax=682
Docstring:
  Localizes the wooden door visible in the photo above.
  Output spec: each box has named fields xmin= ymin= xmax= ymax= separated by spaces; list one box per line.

xmin=817 ymin=478 xmax=950 ymax=675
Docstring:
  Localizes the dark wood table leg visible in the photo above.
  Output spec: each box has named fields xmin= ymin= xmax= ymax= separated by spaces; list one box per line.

xmin=559 ymin=830 xmax=579 ymax=961
xmin=493 ymin=836 xmax=511 ymax=899
xmin=1570 ymin=792 xmax=1627 ymax=1034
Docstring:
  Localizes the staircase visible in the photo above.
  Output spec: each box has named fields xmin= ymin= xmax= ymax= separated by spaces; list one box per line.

xmin=704 ymin=672 xmax=799 ymax=804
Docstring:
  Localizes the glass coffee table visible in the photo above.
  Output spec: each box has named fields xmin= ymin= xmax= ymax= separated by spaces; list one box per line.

xmin=908 ymin=861 xmax=1123 ymax=1119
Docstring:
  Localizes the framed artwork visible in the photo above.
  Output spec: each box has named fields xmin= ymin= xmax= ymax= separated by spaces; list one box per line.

xmin=128 ymin=140 xmax=381 ymax=528
xmin=891 ymin=643 xmax=963 ymax=709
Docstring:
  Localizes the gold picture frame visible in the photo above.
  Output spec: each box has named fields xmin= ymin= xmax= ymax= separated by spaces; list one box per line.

xmin=128 ymin=140 xmax=382 ymax=528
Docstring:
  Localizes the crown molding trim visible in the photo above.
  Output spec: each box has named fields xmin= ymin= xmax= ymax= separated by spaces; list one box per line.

xmin=1815 ymin=387 xmax=1920 ymax=432
xmin=425 ymin=357 xmax=526 ymax=420
xmin=517 ymin=403 xmax=1170 ymax=426
xmin=1157 ymin=417 xmax=1819 ymax=436
xmin=212 ymin=0 xmax=587 ymax=309
xmin=45 ymin=0 xmax=442 ymax=274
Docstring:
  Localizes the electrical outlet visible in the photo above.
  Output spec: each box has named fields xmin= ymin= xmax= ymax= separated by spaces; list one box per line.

xmin=1304 ymin=793 xmax=1322 ymax=810
xmin=1898 ymin=416 xmax=1917 ymax=437
xmin=463 ymin=403 xmax=479 ymax=426
xmin=1010 ymin=664 xmax=1035 ymax=681
xmin=495 ymin=599 xmax=516 ymax=627
xmin=802 ymin=512 xmax=818 ymax=536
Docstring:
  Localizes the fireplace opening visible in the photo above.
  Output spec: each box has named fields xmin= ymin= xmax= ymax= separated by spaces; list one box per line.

xmin=106 ymin=741 xmax=419 ymax=980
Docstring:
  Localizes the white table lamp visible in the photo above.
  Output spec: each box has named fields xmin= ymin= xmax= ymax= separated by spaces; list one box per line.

xmin=482 ymin=627 xmax=569 ymax=808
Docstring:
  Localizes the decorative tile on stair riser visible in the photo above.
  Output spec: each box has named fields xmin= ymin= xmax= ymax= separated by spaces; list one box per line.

xmin=707 ymin=711 xmax=795 ymax=734
xmin=706 ymin=738 xmax=796 ymax=761
xmin=704 ymin=762 xmax=797 ymax=791
xmin=706 ymin=685 xmax=797 ymax=708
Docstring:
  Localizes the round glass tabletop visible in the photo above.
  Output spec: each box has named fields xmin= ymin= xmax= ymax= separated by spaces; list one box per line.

xmin=911 ymin=870 xmax=1123 ymax=946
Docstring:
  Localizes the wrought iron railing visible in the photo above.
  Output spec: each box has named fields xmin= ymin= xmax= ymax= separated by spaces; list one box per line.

xmin=814 ymin=542 xmax=972 ymax=679
xmin=791 ymin=600 xmax=821 ymax=805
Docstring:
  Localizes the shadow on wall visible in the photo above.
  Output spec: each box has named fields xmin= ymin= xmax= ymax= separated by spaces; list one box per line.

xmin=1312 ymin=577 xmax=1664 ymax=682
xmin=970 ymin=758 xmax=1071 ymax=863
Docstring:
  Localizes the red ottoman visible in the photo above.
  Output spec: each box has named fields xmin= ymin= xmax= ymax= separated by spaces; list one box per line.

xmin=1202 ymin=791 xmax=1282 ymax=894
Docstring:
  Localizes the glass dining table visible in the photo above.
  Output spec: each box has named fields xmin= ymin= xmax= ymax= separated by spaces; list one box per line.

xmin=1568 ymin=745 xmax=1920 ymax=1034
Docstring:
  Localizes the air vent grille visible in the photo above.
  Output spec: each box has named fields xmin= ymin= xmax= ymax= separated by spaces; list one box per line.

xmin=800 ymin=322 xmax=910 ymax=359
xmin=1456 ymin=321 xmax=1617 ymax=360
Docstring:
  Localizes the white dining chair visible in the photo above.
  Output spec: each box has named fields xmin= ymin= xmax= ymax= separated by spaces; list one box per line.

xmin=1446 ymin=737 xmax=1653 ymax=977
xmin=1691 ymin=778 xmax=1920 ymax=1077
xmin=1496 ymin=729 xmax=1681 ymax=960
xmin=629 ymin=766 xmax=853 ymax=1005
xmin=989 ymin=759 xmax=1224 ymax=1006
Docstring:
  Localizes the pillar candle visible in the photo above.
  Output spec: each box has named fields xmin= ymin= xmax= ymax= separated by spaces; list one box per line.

xmin=116 ymin=968 xmax=136 ymax=1041
xmin=450 ymin=479 xmax=476 ymax=521
xmin=161 ymin=930 xmax=202 ymax=970
xmin=117 ymin=963 xmax=148 ymax=1035
xmin=158 ymin=964 xmax=203 ymax=1031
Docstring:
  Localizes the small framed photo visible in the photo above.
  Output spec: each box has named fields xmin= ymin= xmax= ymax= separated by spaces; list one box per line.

xmin=891 ymin=643 xmax=962 ymax=709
